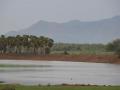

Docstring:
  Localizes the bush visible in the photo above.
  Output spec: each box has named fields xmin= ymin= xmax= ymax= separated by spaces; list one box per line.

xmin=63 ymin=50 xmax=69 ymax=55
xmin=1 ymin=85 xmax=15 ymax=90
xmin=115 ymin=47 xmax=120 ymax=58
xmin=106 ymin=39 xmax=120 ymax=57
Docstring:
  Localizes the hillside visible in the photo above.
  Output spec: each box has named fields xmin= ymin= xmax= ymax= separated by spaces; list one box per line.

xmin=6 ymin=16 xmax=120 ymax=43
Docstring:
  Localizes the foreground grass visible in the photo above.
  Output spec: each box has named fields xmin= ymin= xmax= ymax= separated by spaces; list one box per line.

xmin=0 ymin=85 xmax=120 ymax=90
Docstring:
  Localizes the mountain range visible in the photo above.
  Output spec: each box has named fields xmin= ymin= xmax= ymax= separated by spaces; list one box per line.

xmin=6 ymin=16 xmax=120 ymax=44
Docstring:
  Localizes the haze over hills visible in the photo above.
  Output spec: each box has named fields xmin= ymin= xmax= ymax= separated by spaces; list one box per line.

xmin=6 ymin=16 xmax=120 ymax=44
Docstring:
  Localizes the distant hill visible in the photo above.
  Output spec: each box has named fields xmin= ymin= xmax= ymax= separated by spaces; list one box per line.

xmin=6 ymin=16 xmax=120 ymax=44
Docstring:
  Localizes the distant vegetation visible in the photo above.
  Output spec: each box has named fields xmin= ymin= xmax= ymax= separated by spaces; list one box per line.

xmin=51 ymin=43 xmax=107 ymax=55
xmin=0 ymin=34 xmax=119 ymax=57
xmin=106 ymin=39 xmax=120 ymax=57
xmin=52 ymin=39 xmax=120 ymax=57
xmin=0 ymin=35 xmax=54 ymax=55
xmin=51 ymin=39 xmax=120 ymax=57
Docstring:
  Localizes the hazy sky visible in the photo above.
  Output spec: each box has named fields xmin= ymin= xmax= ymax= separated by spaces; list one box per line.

xmin=0 ymin=0 xmax=120 ymax=34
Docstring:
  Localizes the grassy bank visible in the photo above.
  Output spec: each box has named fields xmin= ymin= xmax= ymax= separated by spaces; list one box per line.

xmin=0 ymin=84 xmax=120 ymax=90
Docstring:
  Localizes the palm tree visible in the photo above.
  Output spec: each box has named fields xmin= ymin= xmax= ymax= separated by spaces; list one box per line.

xmin=15 ymin=35 xmax=23 ymax=54
xmin=6 ymin=36 xmax=16 ymax=53
xmin=29 ymin=35 xmax=39 ymax=54
xmin=46 ymin=38 xmax=54 ymax=54
xmin=0 ymin=35 xmax=7 ymax=53
xmin=22 ymin=35 xmax=31 ymax=54
xmin=0 ymin=35 xmax=54 ymax=55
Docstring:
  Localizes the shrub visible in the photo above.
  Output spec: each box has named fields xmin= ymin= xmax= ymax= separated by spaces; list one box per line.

xmin=106 ymin=39 xmax=120 ymax=57
xmin=2 ymin=86 xmax=15 ymax=90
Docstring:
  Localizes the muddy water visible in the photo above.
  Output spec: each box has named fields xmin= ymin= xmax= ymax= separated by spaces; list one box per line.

xmin=0 ymin=60 xmax=120 ymax=85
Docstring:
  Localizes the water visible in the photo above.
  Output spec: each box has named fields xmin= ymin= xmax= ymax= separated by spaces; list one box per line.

xmin=0 ymin=60 xmax=120 ymax=85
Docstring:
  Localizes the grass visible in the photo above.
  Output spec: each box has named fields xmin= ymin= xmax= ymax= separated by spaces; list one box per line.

xmin=0 ymin=84 xmax=120 ymax=90
xmin=51 ymin=50 xmax=114 ymax=55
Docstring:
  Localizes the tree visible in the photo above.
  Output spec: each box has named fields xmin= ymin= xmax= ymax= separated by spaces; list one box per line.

xmin=6 ymin=36 xmax=16 ymax=53
xmin=0 ymin=35 xmax=54 ymax=55
xmin=106 ymin=39 xmax=120 ymax=57
xmin=63 ymin=50 xmax=69 ymax=55
xmin=0 ymin=35 xmax=7 ymax=53
xmin=15 ymin=35 xmax=23 ymax=54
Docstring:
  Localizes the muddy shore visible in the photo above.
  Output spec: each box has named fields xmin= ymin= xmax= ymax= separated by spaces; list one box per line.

xmin=0 ymin=54 xmax=120 ymax=64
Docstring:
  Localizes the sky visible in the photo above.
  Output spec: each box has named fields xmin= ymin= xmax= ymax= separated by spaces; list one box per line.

xmin=0 ymin=0 xmax=120 ymax=34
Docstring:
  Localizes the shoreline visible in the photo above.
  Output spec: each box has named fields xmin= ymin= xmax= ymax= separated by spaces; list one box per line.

xmin=0 ymin=53 xmax=120 ymax=64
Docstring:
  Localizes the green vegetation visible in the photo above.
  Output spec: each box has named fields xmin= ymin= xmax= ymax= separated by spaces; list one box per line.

xmin=0 ymin=35 xmax=54 ymax=55
xmin=0 ymin=85 xmax=120 ymax=90
xmin=106 ymin=39 xmax=120 ymax=57
xmin=51 ymin=43 xmax=109 ymax=55
xmin=0 ymin=35 xmax=119 ymax=56
xmin=0 ymin=81 xmax=4 ymax=83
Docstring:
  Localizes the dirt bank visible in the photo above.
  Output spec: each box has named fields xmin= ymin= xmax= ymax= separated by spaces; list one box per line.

xmin=0 ymin=53 xmax=120 ymax=64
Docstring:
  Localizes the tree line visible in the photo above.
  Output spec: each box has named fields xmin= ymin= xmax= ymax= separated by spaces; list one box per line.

xmin=52 ymin=39 xmax=120 ymax=57
xmin=0 ymin=35 xmax=54 ymax=55
xmin=0 ymin=34 xmax=119 ymax=57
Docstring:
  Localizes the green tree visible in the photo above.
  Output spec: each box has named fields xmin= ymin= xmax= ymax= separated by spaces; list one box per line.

xmin=0 ymin=35 xmax=7 ymax=53
xmin=0 ymin=35 xmax=54 ymax=55
xmin=106 ymin=39 xmax=120 ymax=57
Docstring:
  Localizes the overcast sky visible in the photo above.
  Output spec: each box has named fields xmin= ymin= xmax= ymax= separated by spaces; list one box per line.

xmin=0 ymin=0 xmax=120 ymax=34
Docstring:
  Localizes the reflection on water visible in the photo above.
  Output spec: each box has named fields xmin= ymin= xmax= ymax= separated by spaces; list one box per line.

xmin=0 ymin=60 xmax=120 ymax=85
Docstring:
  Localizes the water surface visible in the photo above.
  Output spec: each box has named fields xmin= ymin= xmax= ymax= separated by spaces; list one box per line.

xmin=0 ymin=60 xmax=120 ymax=85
